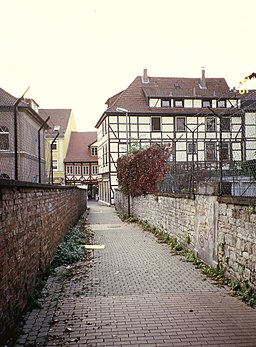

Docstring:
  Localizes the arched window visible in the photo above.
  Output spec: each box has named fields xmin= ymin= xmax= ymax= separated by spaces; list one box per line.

xmin=0 ymin=126 xmax=9 ymax=150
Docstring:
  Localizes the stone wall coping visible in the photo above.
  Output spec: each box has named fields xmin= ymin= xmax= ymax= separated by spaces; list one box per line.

xmin=218 ymin=196 xmax=256 ymax=206
xmin=0 ymin=179 xmax=79 ymax=190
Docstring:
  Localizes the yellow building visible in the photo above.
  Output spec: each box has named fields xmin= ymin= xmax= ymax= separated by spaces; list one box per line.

xmin=39 ymin=109 xmax=77 ymax=184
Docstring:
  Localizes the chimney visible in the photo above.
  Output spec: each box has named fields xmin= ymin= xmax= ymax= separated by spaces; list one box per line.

xmin=200 ymin=67 xmax=207 ymax=89
xmin=142 ymin=68 xmax=149 ymax=84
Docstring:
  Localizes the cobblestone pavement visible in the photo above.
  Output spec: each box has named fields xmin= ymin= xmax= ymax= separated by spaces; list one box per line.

xmin=15 ymin=201 xmax=256 ymax=347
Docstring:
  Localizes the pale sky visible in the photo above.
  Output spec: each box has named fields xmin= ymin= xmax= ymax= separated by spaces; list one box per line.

xmin=1 ymin=0 xmax=256 ymax=131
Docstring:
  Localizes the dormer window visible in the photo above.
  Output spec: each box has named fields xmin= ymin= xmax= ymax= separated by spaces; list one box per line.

xmin=174 ymin=100 xmax=183 ymax=107
xmin=54 ymin=125 xmax=60 ymax=132
xmin=91 ymin=146 xmax=97 ymax=156
xmin=174 ymin=82 xmax=181 ymax=89
xmin=162 ymin=100 xmax=170 ymax=107
xmin=217 ymin=100 xmax=226 ymax=108
xmin=202 ymin=100 xmax=212 ymax=108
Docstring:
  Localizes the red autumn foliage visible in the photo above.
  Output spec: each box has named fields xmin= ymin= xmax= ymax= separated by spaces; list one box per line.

xmin=117 ymin=144 xmax=171 ymax=197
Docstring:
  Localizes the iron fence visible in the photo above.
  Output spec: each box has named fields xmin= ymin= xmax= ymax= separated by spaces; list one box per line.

xmin=158 ymin=159 xmax=256 ymax=197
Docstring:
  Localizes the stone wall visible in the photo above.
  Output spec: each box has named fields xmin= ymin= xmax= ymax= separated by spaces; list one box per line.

xmin=0 ymin=180 xmax=87 ymax=343
xmin=115 ymin=189 xmax=256 ymax=290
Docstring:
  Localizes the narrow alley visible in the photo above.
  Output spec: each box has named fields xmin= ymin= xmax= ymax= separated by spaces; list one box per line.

xmin=15 ymin=201 xmax=256 ymax=347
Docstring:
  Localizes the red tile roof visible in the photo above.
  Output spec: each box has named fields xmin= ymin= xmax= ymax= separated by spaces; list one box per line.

xmin=64 ymin=131 xmax=97 ymax=163
xmin=39 ymin=109 xmax=73 ymax=137
xmin=95 ymin=72 xmax=239 ymax=127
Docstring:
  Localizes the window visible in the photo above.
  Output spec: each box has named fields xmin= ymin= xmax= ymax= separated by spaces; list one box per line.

xmin=221 ymin=143 xmax=230 ymax=160
xmin=202 ymin=100 xmax=211 ymax=108
xmin=53 ymin=125 xmax=60 ymax=132
xmin=220 ymin=117 xmax=231 ymax=131
xmin=187 ymin=142 xmax=197 ymax=154
xmin=52 ymin=140 xmax=58 ymax=150
xmin=91 ymin=146 xmax=97 ymax=156
xmin=102 ymin=144 xmax=108 ymax=166
xmin=162 ymin=100 xmax=170 ymax=107
xmin=83 ymin=166 xmax=89 ymax=175
xmin=149 ymin=98 xmax=161 ymax=107
xmin=174 ymin=100 xmax=183 ymax=107
xmin=217 ymin=100 xmax=226 ymax=108
xmin=66 ymin=166 xmax=73 ymax=174
xmin=0 ymin=126 xmax=9 ymax=150
xmin=151 ymin=117 xmax=161 ymax=131
xmin=74 ymin=166 xmax=81 ymax=175
xmin=205 ymin=143 xmax=216 ymax=161
xmin=52 ymin=160 xmax=58 ymax=170
xmin=206 ymin=117 xmax=216 ymax=132
xmin=92 ymin=165 xmax=98 ymax=175
xmin=176 ymin=117 xmax=186 ymax=131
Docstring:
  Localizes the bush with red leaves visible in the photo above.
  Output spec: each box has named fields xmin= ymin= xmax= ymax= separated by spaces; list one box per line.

xmin=117 ymin=144 xmax=171 ymax=197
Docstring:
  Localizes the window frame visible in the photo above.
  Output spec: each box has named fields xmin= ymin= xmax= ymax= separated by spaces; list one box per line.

xmin=221 ymin=143 xmax=230 ymax=161
xmin=51 ymin=140 xmax=58 ymax=151
xmin=174 ymin=100 xmax=184 ymax=108
xmin=202 ymin=100 xmax=212 ymax=108
xmin=0 ymin=126 xmax=9 ymax=151
xmin=176 ymin=117 xmax=186 ymax=131
xmin=220 ymin=117 xmax=231 ymax=131
xmin=217 ymin=100 xmax=226 ymax=108
xmin=162 ymin=99 xmax=170 ymax=107
xmin=151 ymin=116 xmax=161 ymax=132
xmin=206 ymin=117 xmax=216 ymax=132
xmin=52 ymin=159 xmax=58 ymax=171
xmin=91 ymin=146 xmax=97 ymax=156
xmin=205 ymin=142 xmax=216 ymax=161
xmin=92 ymin=165 xmax=98 ymax=175
xmin=187 ymin=142 xmax=197 ymax=154
xmin=83 ymin=165 xmax=89 ymax=175
xmin=66 ymin=165 xmax=73 ymax=175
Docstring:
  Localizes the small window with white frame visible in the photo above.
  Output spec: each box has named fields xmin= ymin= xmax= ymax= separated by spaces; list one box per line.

xmin=162 ymin=100 xmax=170 ymax=107
xmin=91 ymin=146 xmax=97 ymax=156
xmin=92 ymin=165 xmax=98 ymax=175
xmin=74 ymin=166 xmax=81 ymax=175
xmin=83 ymin=166 xmax=89 ymax=175
xmin=174 ymin=100 xmax=183 ymax=108
xmin=52 ymin=160 xmax=58 ymax=170
xmin=66 ymin=165 xmax=73 ymax=174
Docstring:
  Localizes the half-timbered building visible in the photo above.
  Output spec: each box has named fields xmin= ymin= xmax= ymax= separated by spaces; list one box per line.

xmin=64 ymin=131 xmax=98 ymax=198
xmin=96 ymin=69 xmax=256 ymax=205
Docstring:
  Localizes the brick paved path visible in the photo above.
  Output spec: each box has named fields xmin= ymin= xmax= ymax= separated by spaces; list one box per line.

xmin=15 ymin=201 xmax=256 ymax=346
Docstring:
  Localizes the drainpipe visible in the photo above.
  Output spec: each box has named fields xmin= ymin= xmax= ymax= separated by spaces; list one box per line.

xmin=38 ymin=116 xmax=50 ymax=183
xmin=13 ymin=87 xmax=30 ymax=180
xmin=50 ymin=131 xmax=59 ymax=184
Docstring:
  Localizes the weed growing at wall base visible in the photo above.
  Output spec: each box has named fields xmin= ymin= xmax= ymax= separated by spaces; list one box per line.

xmin=117 ymin=210 xmax=256 ymax=307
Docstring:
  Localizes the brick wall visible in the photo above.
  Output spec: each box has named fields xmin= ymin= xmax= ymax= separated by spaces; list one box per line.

xmin=115 ymin=189 xmax=256 ymax=290
xmin=0 ymin=180 xmax=87 ymax=343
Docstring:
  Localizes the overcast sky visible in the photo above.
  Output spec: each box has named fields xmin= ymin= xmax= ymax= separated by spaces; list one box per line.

xmin=1 ymin=0 xmax=256 ymax=131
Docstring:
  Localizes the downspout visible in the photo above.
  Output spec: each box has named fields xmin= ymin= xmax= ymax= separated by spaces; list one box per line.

xmin=50 ymin=131 xmax=60 ymax=184
xmin=13 ymin=86 xmax=30 ymax=180
xmin=38 ymin=116 xmax=50 ymax=183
